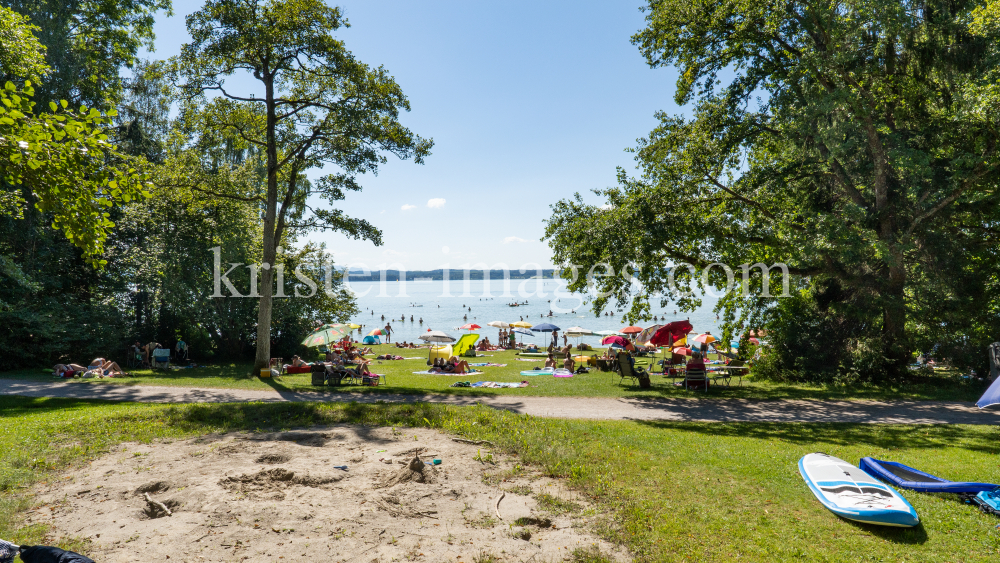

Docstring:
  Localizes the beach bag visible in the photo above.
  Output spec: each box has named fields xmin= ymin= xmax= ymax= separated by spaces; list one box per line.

xmin=310 ymin=364 xmax=326 ymax=386
xmin=19 ymin=545 xmax=95 ymax=563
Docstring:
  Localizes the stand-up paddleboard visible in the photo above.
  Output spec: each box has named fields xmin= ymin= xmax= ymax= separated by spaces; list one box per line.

xmin=799 ymin=453 xmax=919 ymax=527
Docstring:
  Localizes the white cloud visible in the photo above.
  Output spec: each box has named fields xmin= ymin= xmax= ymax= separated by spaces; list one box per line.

xmin=503 ymin=236 xmax=529 ymax=244
xmin=427 ymin=198 xmax=446 ymax=208
xmin=401 ymin=204 xmax=416 ymax=211
xmin=600 ymin=203 xmax=613 ymax=210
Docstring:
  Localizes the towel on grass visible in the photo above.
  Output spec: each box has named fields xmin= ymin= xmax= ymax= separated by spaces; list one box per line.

xmin=412 ymin=370 xmax=485 ymax=376
xmin=470 ymin=381 xmax=529 ymax=388
xmin=516 ymin=358 xmax=541 ymax=362
xmin=470 ymin=363 xmax=508 ymax=367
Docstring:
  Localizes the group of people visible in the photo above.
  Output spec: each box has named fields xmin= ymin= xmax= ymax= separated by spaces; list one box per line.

xmin=429 ymin=356 xmax=472 ymax=374
xmin=544 ymin=344 xmax=579 ymax=372
xmin=394 ymin=341 xmax=420 ymax=349
xmin=475 ymin=337 xmax=501 ymax=351
xmin=53 ymin=358 xmax=127 ymax=379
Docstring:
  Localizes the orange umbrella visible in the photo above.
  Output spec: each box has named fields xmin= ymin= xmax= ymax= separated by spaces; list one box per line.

xmin=621 ymin=326 xmax=643 ymax=334
xmin=460 ymin=323 xmax=481 ymax=331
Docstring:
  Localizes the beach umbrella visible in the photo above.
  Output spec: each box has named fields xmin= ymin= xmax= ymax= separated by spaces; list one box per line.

xmin=487 ymin=321 xmax=510 ymax=328
xmin=673 ymin=347 xmax=692 ymax=356
xmin=564 ymin=326 xmax=593 ymax=335
xmin=602 ymin=335 xmax=628 ymax=347
xmin=510 ymin=321 xmax=533 ymax=328
xmin=530 ymin=323 xmax=560 ymax=332
xmin=419 ymin=330 xmax=456 ymax=343
xmin=368 ymin=328 xmax=388 ymax=337
xmin=301 ymin=324 xmax=352 ymax=347
xmin=595 ymin=329 xmax=622 ymax=336
xmin=650 ymin=320 xmax=693 ymax=347
xmin=637 ymin=325 xmax=663 ymax=343
xmin=621 ymin=326 xmax=643 ymax=334
xmin=693 ymin=333 xmax=717 ymax=345
xmin=460 ymin=323 xmax=482 ymax=331
xmin=348 ymin=323 xmax=361 ymax=329
xmin=511 ymin=327 xmax=534 ymax=346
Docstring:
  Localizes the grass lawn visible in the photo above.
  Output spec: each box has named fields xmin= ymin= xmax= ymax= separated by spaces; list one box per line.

xmin=3 ymin=344 xmax=986 ymax=401
xmin=3 ymin=396 xmax=1000 ymax=561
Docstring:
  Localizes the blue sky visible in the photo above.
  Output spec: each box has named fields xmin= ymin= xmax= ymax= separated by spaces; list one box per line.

xmin=145 ymin=0 xmax=682 ymax=270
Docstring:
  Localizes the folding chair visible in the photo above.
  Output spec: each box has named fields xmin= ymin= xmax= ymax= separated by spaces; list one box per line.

xmin=615 ymin=351 xmax=648 ymax=386
xmin=683 ymin=367 xmax=709 ymax=392
xmin=151 ymin=348 xmax=171 ymax=369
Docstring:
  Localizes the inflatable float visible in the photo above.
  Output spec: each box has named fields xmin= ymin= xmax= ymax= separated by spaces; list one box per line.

xmin=859 ymin=457 xmax=997 ymax=494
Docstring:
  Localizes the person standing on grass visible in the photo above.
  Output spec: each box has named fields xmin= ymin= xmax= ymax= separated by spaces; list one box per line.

xmin=384 ymin=323 xmax=392 ymax=343
xmin=551 ymin=329 xmax=559 ymax=349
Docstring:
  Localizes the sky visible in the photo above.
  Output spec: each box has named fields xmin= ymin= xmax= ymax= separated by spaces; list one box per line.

xmin=143 ymin=0 xmax=683 ymax=270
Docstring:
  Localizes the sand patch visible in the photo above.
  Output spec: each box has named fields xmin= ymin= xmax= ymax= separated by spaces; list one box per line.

xmin=26 ymin=425 xmax=627 ymax=562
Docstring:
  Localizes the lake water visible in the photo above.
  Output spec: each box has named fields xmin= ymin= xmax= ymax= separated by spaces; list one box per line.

xmin=346 ymin=279 xmax=724 ymax=346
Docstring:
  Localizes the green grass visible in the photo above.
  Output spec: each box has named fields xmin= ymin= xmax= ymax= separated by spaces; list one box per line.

xmin=3 ymin=396 xmax=1000 ymax=561
xmin=4 ymin=344 xmax=985 ymax=401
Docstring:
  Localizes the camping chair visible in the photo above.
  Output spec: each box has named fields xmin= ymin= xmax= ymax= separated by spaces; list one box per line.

xmin=712 ymin=360 xmax=749 ymax=387
xmin=151 ymin=348 xmax=171 ymax=369
xmin=683 ymin=367 xmax=709 ymax=392
xmin=126 ymin=345 xmax=143 ymax=369
xmin=615 ymin=351 xmax=648 ymax=386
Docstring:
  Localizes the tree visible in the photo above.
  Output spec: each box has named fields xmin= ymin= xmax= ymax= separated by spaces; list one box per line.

xmin=546 ymin=0 xmax=1000 ymax=380
xmin=176 ymin=0 xmax=432 ymax=373
xmin=1 ymin=0 xmax=172 ymax=108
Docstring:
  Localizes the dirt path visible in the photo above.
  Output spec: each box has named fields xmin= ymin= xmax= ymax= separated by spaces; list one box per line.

xmin=1 ymin=379 xmax=997 ymax=424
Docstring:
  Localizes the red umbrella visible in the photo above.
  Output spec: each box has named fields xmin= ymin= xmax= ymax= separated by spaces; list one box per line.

xmin=650 ymin=320 xmax=693 ymax=346
xmin=460 ymin=323 xmax=481 ymax=331
xmin=621 ymin=326 xmax=643 ymax=334
xmin=749 ymin=337 xmax=761 ymax=345
xmin=602 ymin=335 xmax=629 ymax=347
xmin=673 ymin=347 xmax=692 ymax=357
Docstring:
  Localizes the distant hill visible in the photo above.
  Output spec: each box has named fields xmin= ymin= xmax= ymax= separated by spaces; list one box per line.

xmin=342 ymin=269 xmax=559 ymax=281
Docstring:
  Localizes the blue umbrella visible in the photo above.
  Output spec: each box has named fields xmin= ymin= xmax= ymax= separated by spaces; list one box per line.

xmin=530 ymin=323 xmax=561 ymax=332
xmin=512 ymin=328 xmax=534 ymax=336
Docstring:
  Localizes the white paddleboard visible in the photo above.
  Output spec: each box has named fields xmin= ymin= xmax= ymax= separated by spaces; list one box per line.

xmin=799 ymin=453 xmax=919 ymax=527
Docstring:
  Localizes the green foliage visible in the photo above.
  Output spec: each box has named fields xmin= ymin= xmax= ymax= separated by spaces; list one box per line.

xmin=547 ymin=0 xmax=1000 ymax=381
xmin=0 ymin=80 xmax=149 ymax=265
xmin=2 ymin=0 xmax=172 ymax=108
xmin=0 ymin=5 xmax=47 ymax=82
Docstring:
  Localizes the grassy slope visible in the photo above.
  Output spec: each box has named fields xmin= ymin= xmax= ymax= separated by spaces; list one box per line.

xmin=2 ymin=397 xmax=999 ymax=562
xmin=2 ymin=345 xmax=986 ymax=401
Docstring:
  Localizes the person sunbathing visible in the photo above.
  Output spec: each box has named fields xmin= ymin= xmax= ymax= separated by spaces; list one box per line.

xmin=87 ymin=358 xmax=126 ymax=377
xmin=525 ymin=344 xmax=539 ymax=353
xmin=447 ymin=356 xmax=472 ymax=374
xmin=544 ymin=354 xmax=556 ymax=369
xmin=53 ymin=363 xmax=86 ymax=377
xmin=290 ymin=355 xmax=308 ymax=368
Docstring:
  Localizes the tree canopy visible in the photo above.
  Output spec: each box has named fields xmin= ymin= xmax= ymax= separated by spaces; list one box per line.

xmin=546 ymin=0 xmax=1000 ymax=379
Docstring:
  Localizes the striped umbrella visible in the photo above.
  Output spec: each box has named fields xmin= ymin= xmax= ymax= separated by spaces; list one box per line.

xmin=301 ymin=324 xmax=352 ymax=347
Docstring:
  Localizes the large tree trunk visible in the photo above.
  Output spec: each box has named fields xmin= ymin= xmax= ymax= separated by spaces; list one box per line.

xmin=253 ymin=73 xmax=280 ymax=375
xmin=881 ymin=262 xmax=909 ymax=377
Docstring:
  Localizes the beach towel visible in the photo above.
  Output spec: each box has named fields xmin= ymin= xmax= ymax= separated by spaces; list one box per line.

xmin=0 ymin=539 xmax=17 ymax=563
xmin=470 ymin=381 xmax=529 ymax=388
xmin=19 ymin=545 xmax=95 ymax=563
xmin=412 ymin=370 xmax=485 ymax=376
xmin=520 ymin=368 xmax=553 ymax=376
xmin=516 ymin=358 xmax=541 ymax=362
xmin=470 ymin=363 xmax=507 ymax=367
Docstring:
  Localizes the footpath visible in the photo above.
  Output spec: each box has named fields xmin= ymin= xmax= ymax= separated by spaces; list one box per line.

xmin=1 ymin=379 xmax=997 ymax=424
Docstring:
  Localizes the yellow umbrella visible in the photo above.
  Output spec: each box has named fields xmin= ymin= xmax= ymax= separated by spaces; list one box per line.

xmin=349 ymin=323 xmax=361 ymax=329
xmin=510 ymin=321 xmax=533 ymax=328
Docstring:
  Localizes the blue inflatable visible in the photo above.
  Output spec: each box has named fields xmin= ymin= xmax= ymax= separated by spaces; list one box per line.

xmin=362 ymin=335 xmax=380 ymax=345
xmin=860 ymin=457 xmax=997 ymax=494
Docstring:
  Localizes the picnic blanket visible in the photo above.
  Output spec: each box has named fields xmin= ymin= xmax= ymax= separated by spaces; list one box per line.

xmin=516 ymin=358 xmax=542 ymax=362
xmin=471 ymin=381 xmax=529 ymax=388
xmin=470 ymin=363 xmax=507 ymax=367
xmin=412 ymin=370 xmax=485 ymax=376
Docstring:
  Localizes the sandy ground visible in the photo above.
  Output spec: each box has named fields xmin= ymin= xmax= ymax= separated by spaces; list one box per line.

xmin=24 ymin=426 xmax=627 ymax=563
xmin=2 ymin=379 xmax=999 ymax=423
